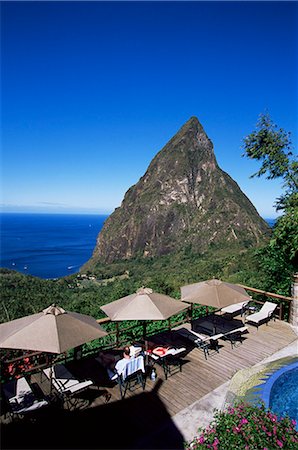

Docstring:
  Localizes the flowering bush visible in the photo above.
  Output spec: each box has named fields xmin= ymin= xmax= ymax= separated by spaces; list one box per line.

xmin=185 ymin=402 xmax=298 ymax=450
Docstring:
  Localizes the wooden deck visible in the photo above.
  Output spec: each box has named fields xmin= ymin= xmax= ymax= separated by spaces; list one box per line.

xmin=88 ymin=318 xmax=297 ymax=415
xmin=1 ymin=318 xmax=297 ymax=450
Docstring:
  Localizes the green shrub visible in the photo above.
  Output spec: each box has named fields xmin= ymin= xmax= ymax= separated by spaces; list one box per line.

xmin=185 ymin=402 xmax=298 ymax=450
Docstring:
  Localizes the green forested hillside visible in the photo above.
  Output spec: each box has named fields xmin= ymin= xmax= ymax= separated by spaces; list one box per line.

xmin=0 ymin=243 xmax=293 ymax=325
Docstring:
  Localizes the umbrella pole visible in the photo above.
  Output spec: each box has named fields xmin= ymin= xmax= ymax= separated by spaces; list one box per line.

xmin=49 ymin=355 xmax=57 ymax=396
xmin=48 ymin=361 xmax=54 ymax=395
xmin=142 ymin=322 xmax=148 ymax=367
xmin=189 ymin=304 xmax=193 ymax=323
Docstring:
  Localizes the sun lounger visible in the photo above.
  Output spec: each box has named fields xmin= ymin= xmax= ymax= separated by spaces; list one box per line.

xmin=221 ymin=300 xmax=250 ymax=317
xmin=175 ymin=324 xmax=223 ymax=359
xmin=145 ymin=346 xmax=186 ymax=379
xmin=43 ymin=363 xmax=93 ymax=396
xmin=3 ymin=377 xmax=48 ymax=417
xmin=245 ymin=301 xmax=277 ymax=329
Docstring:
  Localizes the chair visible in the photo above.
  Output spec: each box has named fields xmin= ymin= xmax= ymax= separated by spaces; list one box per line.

xmin=3 ymin=377 xmax=48 ymax=418
xmin=145 ymin=346 xmax=186 ymax=379
xmin=221 ymin=300 xmax=250 ymax=318
xmin=43 ymin=363 xmax=93 ymax=398
xmin=112 ymin=355 xmax=146 ymax=399
xmin=175 ymin=324 xmax=223 ymax=360
xmin=245 ymin=301 xmax=277 ymax=329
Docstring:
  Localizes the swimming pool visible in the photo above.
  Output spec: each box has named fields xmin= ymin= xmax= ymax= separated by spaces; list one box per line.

xmin=262 ymin=360 xmax=298 ymax=429
xmin=241 ymin=357 xmax=298 ymax=430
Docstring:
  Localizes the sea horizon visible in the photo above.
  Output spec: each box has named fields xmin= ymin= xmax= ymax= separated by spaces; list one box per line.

xmin=0 ymin=212 xmax=277 ymax=280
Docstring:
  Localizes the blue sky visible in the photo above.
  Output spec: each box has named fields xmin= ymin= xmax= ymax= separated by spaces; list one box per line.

xmin=1 ymin=1 xmax=297 ymax=218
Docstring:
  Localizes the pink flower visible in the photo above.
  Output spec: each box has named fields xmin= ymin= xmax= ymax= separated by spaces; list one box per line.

xmin=199 ymin=435 xmax=205 ymax=444
xmin=268 ymin=412 xmax=277 ymax=422
xmin=292 ymin=419 xmax=297 ymax=426
xmin=273 ymin=426 xmax=277 ymax=435
xmin=240 ymin=418 xmax=248 ymax=425
xmin=276 ymin=440 xmax=283 ymax=448
xmin=233 ymin=426 xmax=241 ymax=434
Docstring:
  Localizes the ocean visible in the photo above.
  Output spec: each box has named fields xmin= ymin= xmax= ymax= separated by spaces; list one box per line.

xmin=0 ymin=213 xmax=276 ymax=280
xmin=0 ymin=213 xmax=108 ymax=279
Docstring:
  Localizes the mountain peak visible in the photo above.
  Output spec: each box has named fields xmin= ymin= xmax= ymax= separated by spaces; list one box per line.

xmin=149 ymin=115 xmax=215 ymax=174
xmin=85 ymin=118 xmax=270 ymax=264
xmin=169 ymin=116 xmax=206 ymax=140
xmin=182 ymin=115 xmax=201 ymax=129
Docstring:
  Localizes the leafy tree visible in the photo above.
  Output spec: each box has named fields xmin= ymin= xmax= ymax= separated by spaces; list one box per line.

xmin=242 ymin=113 xmax=298 ymax=294
xmin=242 ymin=112 xmax=297 ymax=210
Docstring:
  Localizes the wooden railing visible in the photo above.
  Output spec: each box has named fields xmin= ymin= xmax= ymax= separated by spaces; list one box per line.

xmin=236 ymin=284 xmax=293 ymax=321
xmin=236 ymin=284 xmax=293 ymax=302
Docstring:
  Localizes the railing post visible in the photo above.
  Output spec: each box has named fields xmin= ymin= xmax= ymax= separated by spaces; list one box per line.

xmin=168 ymin=318 xmax=171 ymax=331
xmin=289 ymin=273 xmax=298 ymax=328
xmin=279 ymin=303 xmax=283 ymax=321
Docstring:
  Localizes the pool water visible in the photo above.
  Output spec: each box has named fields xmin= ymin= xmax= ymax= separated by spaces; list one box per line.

xmin=262 ymin=360 xmax=298 ymax=430
xmin=269 ymin=366 xmax=298 ymax=429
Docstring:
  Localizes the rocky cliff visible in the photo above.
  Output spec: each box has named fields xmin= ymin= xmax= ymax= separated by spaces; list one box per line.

xmin=88 ymin=117 xmax=270 ymax=264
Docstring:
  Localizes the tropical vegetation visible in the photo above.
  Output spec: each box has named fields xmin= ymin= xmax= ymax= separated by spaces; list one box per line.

xmin=185 ymin=402 xmax=298 ymax=450
xmin=242 ymin=112 xmax=298 ymax=295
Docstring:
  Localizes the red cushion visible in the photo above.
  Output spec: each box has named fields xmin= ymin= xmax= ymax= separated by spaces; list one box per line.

xmin=153 ymin=347 xmax=167 ymax=356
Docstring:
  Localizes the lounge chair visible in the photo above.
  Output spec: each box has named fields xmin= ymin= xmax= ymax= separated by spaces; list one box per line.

xmin=221 ymin=300 xmax=250 ymax=318
xmin=245 ymin=301 xmax=277 ymax=329
xmin=43 ymin=363 xmax=93 ymax=397
xmin=110 ymin=355 xmax=146 ymax=399
xmin=175 ymin=324 xmax=223 ymax=359
xmin=145 ymin=346 xmax=186 ymax=379
xmin=3 ymin=377 xmax=48 ymax=417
